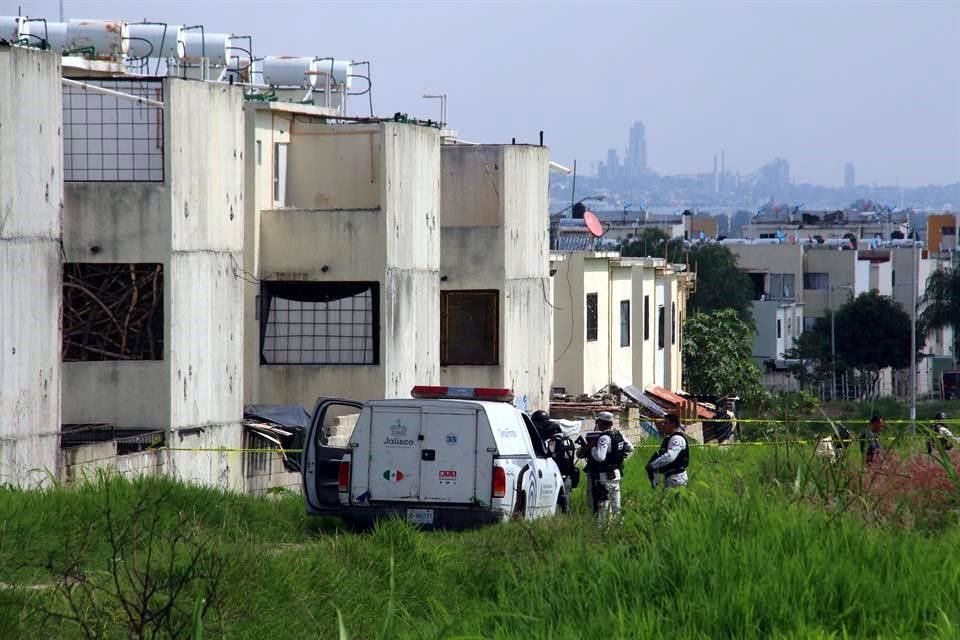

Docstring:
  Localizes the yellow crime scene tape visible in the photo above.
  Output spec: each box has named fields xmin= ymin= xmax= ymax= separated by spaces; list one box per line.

xmin=147 ymin=417 xmax=960 ymax=453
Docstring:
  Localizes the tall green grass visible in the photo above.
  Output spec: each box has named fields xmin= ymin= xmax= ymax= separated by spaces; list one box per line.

xmin=1 ymin=446 xmax=958 ymax=639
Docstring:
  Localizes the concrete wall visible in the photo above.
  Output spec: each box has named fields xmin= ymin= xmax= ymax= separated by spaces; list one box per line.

xmin=256 ymin=122 xmax=440 ymax=407
xmin=62 ymin=183 xmax=172 ymax=427
xmin=0 ymin=47 xmax=62 ymax=487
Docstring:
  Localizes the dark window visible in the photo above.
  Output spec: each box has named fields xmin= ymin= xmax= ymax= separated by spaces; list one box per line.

xmin=777 ymin=319 xmax=782 ymax=339
xmin=63 ymin=263 xmax=164 ymax=361
xmin=671 ymin=302 xmax=676 ymax=345
xmin=644 ymin=295 xmax=650 ymax=341
xmin=769 ymin=273 xmax=795 ymax=299
xmin=942 ymin=226 xmax=956 ymax=236
xmin=658 ymin=305 xmax=665 ymax=350
xmin=586 ymin=293 xmax=598 ymax=342
xmin=803 ymin=273 xmax=830 ymax=290
xmin=260 ymin=281 xmax=379 ymax=365
xmin=273 ymin=142 xmax=288 ymax=205
xmin=441 ymin=290 xmax=499 ymax=365
xmin=619 ymin=300 xmax=630 ymax=347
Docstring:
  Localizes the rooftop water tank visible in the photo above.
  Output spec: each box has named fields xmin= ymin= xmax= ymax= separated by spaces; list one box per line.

xmin=314 ymin=58 xmax=352 ymax=88
xmin=127 ymin=23 xmax=184 ymax=59
xmin=181 ymin=31 xmax=230 ymax=65
xmin=66 ymin=18 xmax=129 ymax=58
xmin=38 ymin=21 xmax=69 ymax=51
xmin=0 ymin=16 xmax=25 ymax=43
xmin=263 ymin=56 xmax=317 ymax=88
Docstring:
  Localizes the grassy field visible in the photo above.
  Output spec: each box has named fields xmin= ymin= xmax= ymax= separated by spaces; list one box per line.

xmin=2 ymin=438 xmax=960 ymax=639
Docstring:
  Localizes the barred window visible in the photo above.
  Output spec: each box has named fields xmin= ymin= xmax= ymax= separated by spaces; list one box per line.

xmin=63 ymin=79 xmax=164 ymax=182
xmin=63 ymin=263 xmax=164 ymax=361
xmin=260 ymin=282 xmax=379 ymax=365
xmin=441 ymin=290 xmax=499 ymax=366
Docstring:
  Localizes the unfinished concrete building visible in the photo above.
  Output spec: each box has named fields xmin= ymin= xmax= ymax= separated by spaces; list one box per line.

xmin=59 ymin=74 xmax=246 ymax=489
xmin=439 ymin=144 xmax=552 ymax=412
xmin=244 ymin=107 xmax=441 ymax=411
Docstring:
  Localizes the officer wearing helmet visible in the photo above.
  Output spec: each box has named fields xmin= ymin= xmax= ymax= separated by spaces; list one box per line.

xmin=582 ymin=411 xmax=633 ymax=517
xmin=531 ymin=410 xmax=561 ymax=440
xmin=645 ymin=413 xmax=690 ymax=488
xmin=927 ymin=412 xmax=958 ymax=456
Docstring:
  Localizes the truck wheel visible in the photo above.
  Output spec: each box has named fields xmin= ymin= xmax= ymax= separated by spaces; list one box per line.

xmin=513 ymin=490 xmax=527 ymax=518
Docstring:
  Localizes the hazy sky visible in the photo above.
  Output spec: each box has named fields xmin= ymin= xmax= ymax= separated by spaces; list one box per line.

xmin=11 ymin=0 xmax=960 ymax=186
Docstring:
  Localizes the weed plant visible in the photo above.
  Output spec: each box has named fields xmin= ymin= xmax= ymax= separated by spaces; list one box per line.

xmin=1 ymin=444 xmax=959 ymax=639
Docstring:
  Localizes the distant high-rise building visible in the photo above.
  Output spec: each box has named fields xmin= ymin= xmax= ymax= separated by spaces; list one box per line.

xmin=844 ymin=162 xmax=855 ymax=189
xmin=599 ymin=148 xmax=621 ymax=180
xmin=624 ymin=121 xmax=647 ymax=176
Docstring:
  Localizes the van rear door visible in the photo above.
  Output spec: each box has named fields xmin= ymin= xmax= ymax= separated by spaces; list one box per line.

xmin=368 ymin=407 xmax=422 ymax=501
xmin=420 ymin=408 xmax=480 ymax=503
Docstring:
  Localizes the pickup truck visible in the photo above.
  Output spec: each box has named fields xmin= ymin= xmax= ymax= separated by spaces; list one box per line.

xmin=302 ymin=386 xmax=565 ymax=529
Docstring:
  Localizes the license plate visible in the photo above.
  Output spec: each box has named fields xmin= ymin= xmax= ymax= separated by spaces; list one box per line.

xmin=406 ymin=508 xmax=434 ymax=525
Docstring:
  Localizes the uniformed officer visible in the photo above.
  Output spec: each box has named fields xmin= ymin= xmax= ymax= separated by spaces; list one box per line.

xmin=645 ymin=413 xmax=690 ymax=488
xmin=584 ymin=411 xmax=633 ymax=518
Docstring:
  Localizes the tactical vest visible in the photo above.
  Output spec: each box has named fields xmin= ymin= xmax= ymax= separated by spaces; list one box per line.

xmin=652 ymin=433 xmax=689 ymax=476
xmin=596 ymin=430 xmax=628 ymax=474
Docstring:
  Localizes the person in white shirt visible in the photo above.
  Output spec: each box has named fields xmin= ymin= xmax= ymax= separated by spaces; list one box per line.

xmin=645 ymin=413 xmax=690 ymax=488
xmin=583 ymin=411 xmax=634 ymax=518
xmin=927 ymin=412 xmax=959 ymax=456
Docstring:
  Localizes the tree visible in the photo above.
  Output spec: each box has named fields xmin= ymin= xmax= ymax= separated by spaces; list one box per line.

xmin=682 ymin=309 xmax=763 ymax=401
xmin=832 ymin=290 xmax=914 ymax=397
xmin=783 ymin=321 xmax=831 ymax=390
xmin=920 ymin=265 xmax=960 ymax=362
xmin=620 ymin=228 xmax=684 ymax=261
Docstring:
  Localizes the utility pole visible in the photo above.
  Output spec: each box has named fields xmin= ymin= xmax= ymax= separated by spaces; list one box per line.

xmin=909 ymin=221 xmax=918 ymax=433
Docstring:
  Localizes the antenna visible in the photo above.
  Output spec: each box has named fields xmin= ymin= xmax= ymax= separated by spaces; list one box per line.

xmin=583 ymin=211 xmax=604 ymax=238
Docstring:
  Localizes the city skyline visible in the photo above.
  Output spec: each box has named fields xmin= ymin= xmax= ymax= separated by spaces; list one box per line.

xmin=13 ymin=0 xmax=960 ymax=187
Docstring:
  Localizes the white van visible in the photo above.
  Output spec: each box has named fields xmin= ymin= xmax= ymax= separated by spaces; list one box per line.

xmin=303 ymin=386 xmax=564 ymax=529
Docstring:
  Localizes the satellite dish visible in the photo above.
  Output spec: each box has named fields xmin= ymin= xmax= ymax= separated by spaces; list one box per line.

xmin=583 ymin=211 xmax=604 ymax=238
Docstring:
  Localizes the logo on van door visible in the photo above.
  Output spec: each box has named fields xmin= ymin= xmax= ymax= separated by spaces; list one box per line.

xmin=385 ymin=420 xmax=415 ymax=447
xmin=383 ymin=469 xmax=406 ymax=482
xmin=390 ymin=421 xmax=407 ymax=437
xmin=439 ymin=469 xmax=457 ymax=484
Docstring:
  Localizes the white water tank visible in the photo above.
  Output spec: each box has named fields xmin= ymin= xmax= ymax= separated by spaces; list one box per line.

xmin=39 ymin=21 xmax=69 ymax=50
xmin=314 ymin=58 xmax=353 ymax=88
xmin=127 ymin=23 xmax=184 ymax=59
xmin=181 ymin=31 xmax=230 ymax=65
xmin=0 ymin=16 xmax=25 ymax=43
xmin=66 ymin=19 xmax=129 ymax=58
xmin=263 ymin=56 xmax=317 ymax=88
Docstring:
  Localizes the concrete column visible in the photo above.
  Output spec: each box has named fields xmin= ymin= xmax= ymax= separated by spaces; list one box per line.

xmin=0 ymin=47 xmax=63 ymax=487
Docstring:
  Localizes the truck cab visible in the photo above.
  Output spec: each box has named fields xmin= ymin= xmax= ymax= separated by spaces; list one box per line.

xmin=302 ymin=386 xmax=564 ymax=529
